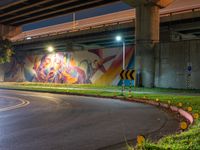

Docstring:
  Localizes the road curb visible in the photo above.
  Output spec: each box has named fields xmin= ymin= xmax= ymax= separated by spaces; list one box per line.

xmin=125 ymin=97 xmax=194 ymax=126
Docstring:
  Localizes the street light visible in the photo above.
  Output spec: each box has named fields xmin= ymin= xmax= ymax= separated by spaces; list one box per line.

xmin=47 ymin=46 xmax=54 ymax=52
xmin=115 ymin=35 xmax=125 ymax=70
xmin=115 ymin=35 xmax=126 ymax=94
xmin=116 ymin=35 xmax=122 ymax=42
xmin=26 ymin=37 xmax=32 ymax=40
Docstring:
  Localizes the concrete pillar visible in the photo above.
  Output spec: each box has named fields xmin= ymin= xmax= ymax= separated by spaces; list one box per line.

xmin=0 ymin=24 xmax=21 ymax=82
xmin=0 ymin=64 xmax=5 ymax=82
xmin=123 ymin=0 xmax=174 ymax=87
xmin=0 ymin=24 xmax=21 ymax=38
xmin=135 ymin=3 xmax=160 ymax=87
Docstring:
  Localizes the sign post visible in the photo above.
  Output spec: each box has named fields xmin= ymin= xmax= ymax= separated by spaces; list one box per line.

xmin=120 ymin=70 xmax=135 ymax=96
xmin=120 ymin=70 xmax=126 ymax=95
xmin=186 ymin=63 xmax=192 ymax=89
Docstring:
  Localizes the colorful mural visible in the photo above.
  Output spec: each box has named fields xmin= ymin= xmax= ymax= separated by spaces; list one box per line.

xmin=4 ymin=47 xmax=135 ymax=85
xmin=31 ymin=53 xmax=86 ymax=84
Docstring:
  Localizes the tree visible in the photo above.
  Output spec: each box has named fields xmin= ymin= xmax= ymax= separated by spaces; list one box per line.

xmin=0 ymin=37 xmax=14 ymax=64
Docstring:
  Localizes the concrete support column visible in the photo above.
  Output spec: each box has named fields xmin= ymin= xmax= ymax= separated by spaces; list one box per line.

xmin=0 ymin=24 xmax=21 ymax=82
xmin=135 ymin=3 xmax=160 ymax=87
xmin=0 ymin=24 xmax=21 ymax=38
xmin=0 ymin=64 xmax=5 ymax=82
xmin=123 ymin=0 xmax=174 ymax=87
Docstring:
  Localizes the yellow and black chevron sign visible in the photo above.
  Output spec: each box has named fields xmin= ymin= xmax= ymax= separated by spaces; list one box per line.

xmin=120 ymin=70 xmax=135 ymax=80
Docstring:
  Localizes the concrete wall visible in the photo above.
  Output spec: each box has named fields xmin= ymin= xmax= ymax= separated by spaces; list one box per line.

xmin=2 ymin=47 xmax=135 ymax=85
xmin=1 ymin=39 xmax=200 ymax=89
xmin=155 ymin=39 xmax=200 ymax=89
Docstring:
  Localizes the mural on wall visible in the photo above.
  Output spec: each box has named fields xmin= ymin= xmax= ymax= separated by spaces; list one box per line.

xmin=5 ymin=55 xmax=25 ymax=82
xmin=30 ymin=53 xmax=87 ymax=84
xmin=4 ymin=47 xmax=135 ymax=85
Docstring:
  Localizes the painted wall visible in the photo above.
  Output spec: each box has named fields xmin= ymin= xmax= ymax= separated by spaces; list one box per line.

xmin=4 ymin=47 xmax=135 ymax=85
xmin=2 ymin=39 xmax=200 ymax=89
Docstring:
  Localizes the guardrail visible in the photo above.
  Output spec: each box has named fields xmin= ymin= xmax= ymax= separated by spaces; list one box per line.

xmin=160 ymin=4 xmax=200 ymax=16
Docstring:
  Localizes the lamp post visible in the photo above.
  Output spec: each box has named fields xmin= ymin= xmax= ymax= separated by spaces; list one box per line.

xmin=116 ymin=35 xmax=125 ymax=70
xmin=116 ymin=35 xmax=126 ymax=94
xmin=122 ymin=41 xmax=125 ymax=70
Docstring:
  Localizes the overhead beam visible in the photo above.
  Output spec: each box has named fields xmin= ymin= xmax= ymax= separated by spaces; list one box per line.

xmin=123 ymin=0 xmax=174 ymax=8
xmin=0 ymin=0 xmax=28 ymax=10
xmin=0 ymin=0 xmax=55 ymax=18
xmin=12 ymin=0 xmax=118 ymax=26
xmin=0 ymin=0 xmax=120 ymax=26
xmin=0 ymin=0 xmax=78 ymax=23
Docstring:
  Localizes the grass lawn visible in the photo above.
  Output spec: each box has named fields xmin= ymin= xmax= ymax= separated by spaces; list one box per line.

xmin=0 ymin=82 xmax=199 ymax=150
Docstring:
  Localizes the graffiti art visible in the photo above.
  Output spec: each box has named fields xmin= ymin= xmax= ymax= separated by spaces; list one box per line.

xmin=4 ymin=47 xmax=134 ymax=85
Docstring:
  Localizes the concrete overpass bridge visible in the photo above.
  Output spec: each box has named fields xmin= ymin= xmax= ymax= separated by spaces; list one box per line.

xmin=12 ymin=4 xmax=200 ymax=49
xmin=1 ymin=0 xmax=200 ymax=88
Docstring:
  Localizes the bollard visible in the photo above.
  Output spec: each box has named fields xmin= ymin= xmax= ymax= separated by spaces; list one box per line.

xmin=187 ymin=106 xmax=192 ymax=112
xmin=137 ymin=135 xmax=145 ymax=146
xmin=193 ymin=113 xmax=199 ymax=119
xmin=177 ymin=102 xmax=183 ymax=107
xmin=180 ymin=121 xmax=188 ymax=131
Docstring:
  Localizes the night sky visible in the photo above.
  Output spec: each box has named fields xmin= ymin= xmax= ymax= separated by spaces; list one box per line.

xmin=0 ymin=1 xmax=131 ymax=31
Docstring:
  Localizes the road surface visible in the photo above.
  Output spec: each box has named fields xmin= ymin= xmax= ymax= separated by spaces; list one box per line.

xmin=0 ymin=89 xmax=179 ymax=150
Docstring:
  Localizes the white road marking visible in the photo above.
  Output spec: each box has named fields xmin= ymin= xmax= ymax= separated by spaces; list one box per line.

xmin=0 ymin=96 xmax=30 ymax=112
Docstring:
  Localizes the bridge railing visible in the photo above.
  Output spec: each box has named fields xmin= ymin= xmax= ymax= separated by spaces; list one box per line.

xmin=160 ymin=4 xmax=200 ymax=17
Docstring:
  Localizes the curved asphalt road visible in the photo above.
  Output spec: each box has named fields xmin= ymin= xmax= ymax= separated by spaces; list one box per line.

xmin=0 ymin=89 xmax=179 ymax=150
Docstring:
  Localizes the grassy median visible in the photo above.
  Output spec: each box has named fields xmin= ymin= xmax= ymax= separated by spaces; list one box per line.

xmin=0 ymin=82 xmax=199 ymax=150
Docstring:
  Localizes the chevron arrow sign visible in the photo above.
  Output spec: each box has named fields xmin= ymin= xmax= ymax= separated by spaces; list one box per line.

xmin=120 ymin=70 xmax=135 ymax=80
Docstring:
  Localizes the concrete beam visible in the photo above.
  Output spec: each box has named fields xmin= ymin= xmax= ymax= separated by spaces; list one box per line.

xmin=123 ymin=0 xmax=174 ymax=8
xmin=0 ymin=24 xmax=21 ymax=38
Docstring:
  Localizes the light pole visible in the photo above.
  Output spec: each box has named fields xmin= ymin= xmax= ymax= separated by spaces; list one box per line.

xmin=122 ymin=41 xmax=125 ymax=70
xmin=115 ymin=35 xmax=125 ymax=70
xmin=116 ymin=35 xmax=126 ymax=94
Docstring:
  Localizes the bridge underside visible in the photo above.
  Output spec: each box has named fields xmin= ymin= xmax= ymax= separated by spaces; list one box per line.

xmin=12 ymin=4 xmax=200 ymax=54
xmin=13 ymin=16 xmax=200 ymax=54
xmin=0 ymin=0 xmax=120 ymax=26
